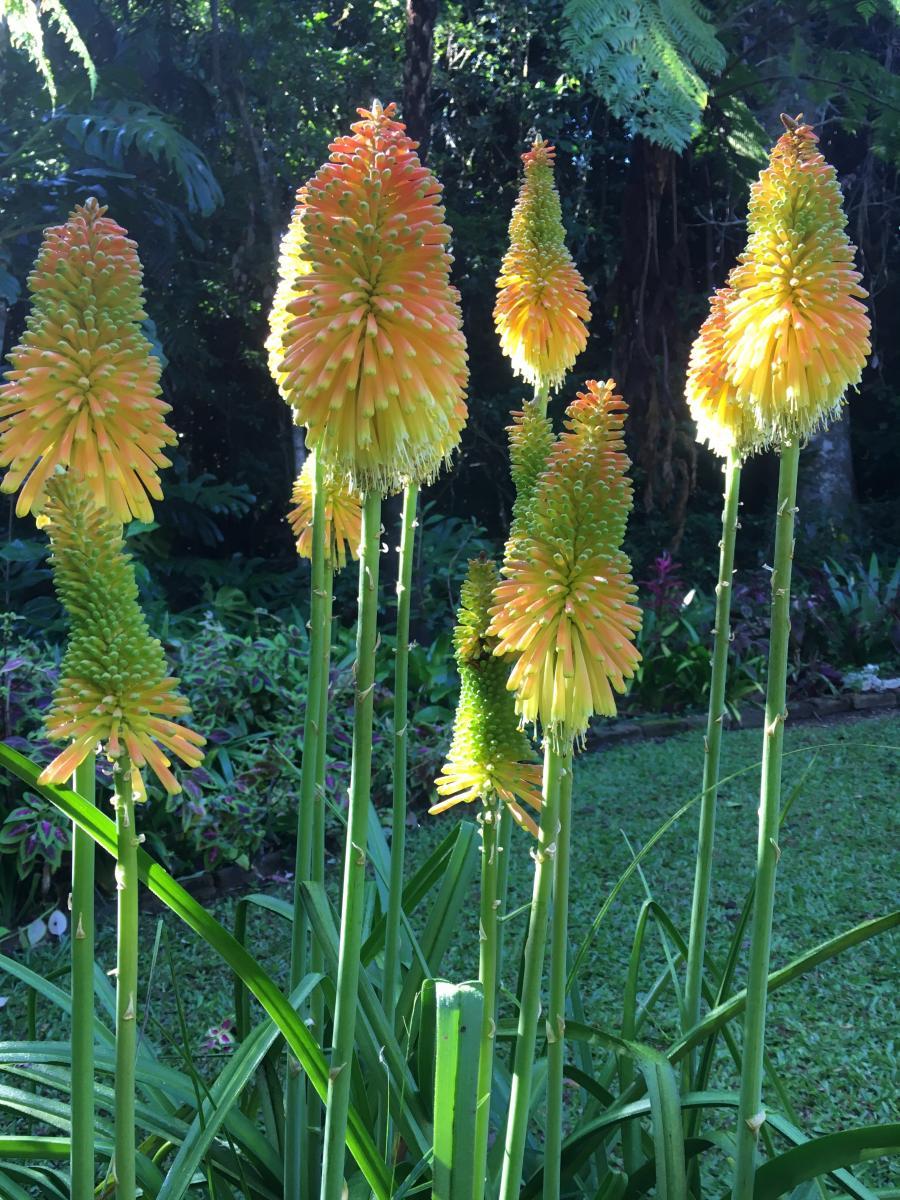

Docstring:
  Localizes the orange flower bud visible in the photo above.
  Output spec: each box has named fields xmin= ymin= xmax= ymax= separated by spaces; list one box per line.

xmin=0 ymin=199 xmax=176 ymax=521
xmin=494 ymin=138 xmax=590 ymax=392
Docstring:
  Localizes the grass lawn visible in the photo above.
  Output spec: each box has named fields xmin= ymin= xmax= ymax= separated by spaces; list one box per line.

xmin=3 ymin=710 xmax=898 ymax=1183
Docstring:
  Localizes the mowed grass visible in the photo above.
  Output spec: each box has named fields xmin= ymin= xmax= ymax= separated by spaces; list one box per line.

xmin=3 ymin=711 xmax=898 ymax=1181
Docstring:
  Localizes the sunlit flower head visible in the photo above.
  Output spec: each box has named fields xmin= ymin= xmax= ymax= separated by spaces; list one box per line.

xmin=494 ymin=137 xmax=590 ymax=392
xmin=277 ymin=100 xmax=468 ymax=495
xmin=489 ymin=380 xmax=641 ymax=751
xmin=686 ymin=287 xmax=763 ymax=459
xmin=433 ymin=557 xmax=543 ymax=835
xmin=287 ymin=454 xmax=361 ymax=571
xmin=266 ymin=197 xmax=311 ymax=400
xmin=0 ymin=198 xmax=176 ymax=521
xmin=38 ymin=476 xmax=204 ymax=794
xmin=712 ymin=117 xmax=870 ymax=446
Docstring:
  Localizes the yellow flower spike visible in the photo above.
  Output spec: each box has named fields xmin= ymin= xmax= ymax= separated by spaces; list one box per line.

xmin=0 ymin=198 xmax=176 ymax=521
xmin=686 ymin=287 xmax=764 ymax=459
xmin=266 ymin=196 xmax=311 ymax=400
xmin=489 ymin=380 xmax=642 ymax=752
xmin=278 ymin=100 xmax=468 ymax=495
xmin=287 ymin=454 xmax=361 ymax=571
xmin=717 ymin=117 xmax=870 ymax=445
xmin=38 ymin=475 xmax=205 ymax=794
xmin=494 ymin=137 xmax=590 ymax=392
xmin=433 ymin=557 xmax=543 ymax=835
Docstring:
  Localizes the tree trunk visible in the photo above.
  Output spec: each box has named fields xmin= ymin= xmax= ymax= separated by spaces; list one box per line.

xmin=402 ymin=0 xmax=439 ymax=159
xmin=797 ymin=410 xmax=858 ymax=542
xmin=611 ymin=137 xmax=695 ymax=545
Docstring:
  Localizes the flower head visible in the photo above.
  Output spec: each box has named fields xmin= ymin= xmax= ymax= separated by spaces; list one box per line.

xmin=0 ymin=198 xmax=176 ymax=521
xmin=266 ymin=198 xmax=311 ymax=400
xmin=287 ymin=454 xmax=361 ymax=570
xmin=38 ymin=475 xmax=204 ymax=793
xmin=697 ymin=118 xmax=870 ymax=449
xmin=277 ymin=100 xmax=468 ymax=495
xmin=489 ymin=381 xmax=641 ymax=751
xmin=433 ymin=557 xmax=542 ymax=834
xmin=686 ymin=287 xmax=764 ymax=458
xmin=494 ymin=137 xmax=590 ymax=392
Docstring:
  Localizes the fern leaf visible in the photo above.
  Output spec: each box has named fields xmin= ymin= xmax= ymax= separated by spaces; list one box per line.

xmin=1 ymin=0 xmax=96 ymax=102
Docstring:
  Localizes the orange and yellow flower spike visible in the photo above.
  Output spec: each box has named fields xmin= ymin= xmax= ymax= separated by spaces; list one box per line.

xmin=489 ymin=380 xmax=641 ymax=752
xmin=287 ymin=454 xmax=361 ymax=571
xmin=277 ymin=100 xmax=468 ymax=496
xmin=433 ymin=557 xmax=542 ymax=834
xmin=38 ymin=475 xmax=204 ymax=794
xmin=0 ymin=198 xmax=176 ymax=522
xmin=494 ymin=137 xmax=590 ymax=393
xmin=715 ymin=118 xmax=869 ymax=447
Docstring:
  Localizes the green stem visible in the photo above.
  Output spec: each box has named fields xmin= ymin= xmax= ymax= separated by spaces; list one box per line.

xmin=498 ymin=742 xmax=567 ymax=1200
xmin=113 ymin=758 xmax=137 ymax=1200
xmin=534 ymin=381 xmax=550 ymax=418
xmin=383 ymin=484 xmax=418 ymax=1016
xmin=684 ymin=451 xmax=742 ymax=1061
xmin=70 ymin=752 xmax=96 ymax=1200
xmin=731 ymin=439 xmax=800 ymax=1200
xmin=494 ymin=805 xmax=513 ymax=981
xmin=320 ymin=491 xmax=382 ymax=1200
xmin=307 ymin=563 xmax=334 ymax=1200
xmin=285 ymin=448 xmax=330 ymax=1200
xmin=544 ymin=748 xmax=574 ymax=1200
xmin=473 ymin=798 xmax=502 ymax=1200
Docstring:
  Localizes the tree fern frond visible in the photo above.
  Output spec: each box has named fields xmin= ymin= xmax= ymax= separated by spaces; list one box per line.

xmin=1 ymin=0 xmax=96 ymax=103
xmin=40 ymin=0 xmax=96 ymax=94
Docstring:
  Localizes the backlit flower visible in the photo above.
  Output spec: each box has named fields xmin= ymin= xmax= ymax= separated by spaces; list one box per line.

xmin=38 ymin=476 xmax=204 ymax=793
xmin=686 ymin=287 xmax=763 ymax=459
xmin=278 ymin=100 xmax=468 ymax=494
xmin=287 ymin=455 xmax=361 ymax=570
xmin=712 ymin=118 xmax=870 ymax=445
xmin=0 ymin=198 xmax=176 ymax=521
xmin=494 ymin=137 xmax=590 ymax=392
xmin=266 ymin=197 xmax=311 ymax=400
xmin=433 ymin=557 xmax=542 ymax=835
xmin=489 ymin=381 xmax=641 ymax=751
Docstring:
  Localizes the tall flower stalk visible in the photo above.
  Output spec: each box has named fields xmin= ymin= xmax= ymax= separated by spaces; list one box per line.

xmin=383 ymin=482 xmax=417 ymax=1018
xmin=432 ymin=555 xmax=542 ymax=1196
xmin=683 ymin=448 xmax=741 ymax=1076
xmin=718 ymin=117 xmax=870 ymax=1200
xmin=39 ymin=477 xmax=202 ymax=1200
xmin=491 ymin=382 xmax=641 ymax=1200
xmin=321 ymin=490 xmax=382 ymax=1198
xmin=285 ymin=452 xmax=358 ymax=1196
xmin=269 ymin=181 xmax=364 ymax=1195
xmin=284 ymin=449 xmax=328 ymax=1200
xmin=682 ymin=278 xmax=762 ymax=1071
xmin=112 ymin=756 xmax=138 ymax=1197
xmin=492 ymin=139 xmax=599 ymax=1200
xmin=69 ymin=751 xmax=95 ymax=1200
xmin=274 ymin=100 xmax=467 ymax=1199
